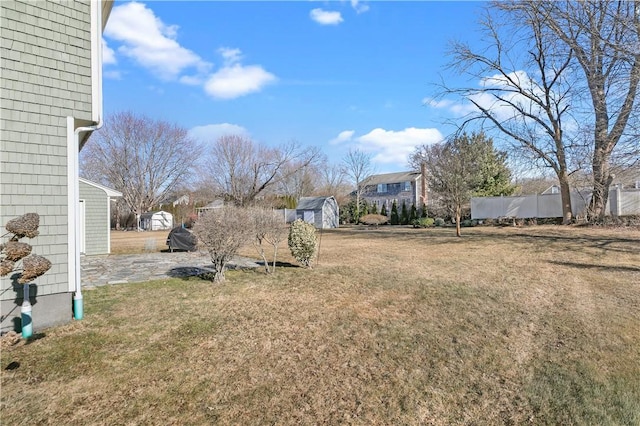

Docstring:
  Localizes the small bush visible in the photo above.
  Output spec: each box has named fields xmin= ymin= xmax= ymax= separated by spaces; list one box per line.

xmin=434 ymin=217 xmax=445 ymax=227
xmin=412 ymin=217 xmax=434 ymax=228
xmin=288 ymin=219 xmax=317 ymax=268
xmin=193 ymin=206 xmax=254 ymax=282
xmin=359 ymin=214 xmax=388 ymax=226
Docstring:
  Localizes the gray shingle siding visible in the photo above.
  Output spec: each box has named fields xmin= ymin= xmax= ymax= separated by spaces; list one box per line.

xmin=79 ymin=181 xmax=111 ymax=255
xmin=1 ymin=0 xmax=93 ymax=332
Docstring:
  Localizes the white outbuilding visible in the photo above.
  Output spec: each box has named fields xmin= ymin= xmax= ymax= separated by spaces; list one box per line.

xmin=140 ymin=210 xmax=173 ymax=231
xmin=295 ymin=196 xmax=339 ymax=229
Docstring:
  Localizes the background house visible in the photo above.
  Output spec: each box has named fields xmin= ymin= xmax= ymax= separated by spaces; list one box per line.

xmin=295 ymin=196 xmax=339 ymax=229
xmin=360 ymin=171 xmax=424 ymax=213
xmin=196 ymin=199 xmax=225 ymax=216
xmin=1 ymin=0 xmax=113 ymax=333
xmin=79 ymin=178 xmax=121 ymax=255
xmin=140 ymin=211 xmax=173 ymax=231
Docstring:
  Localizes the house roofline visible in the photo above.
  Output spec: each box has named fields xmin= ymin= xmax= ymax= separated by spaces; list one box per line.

xmin=79 ymin=177 xmax=122 ymax=198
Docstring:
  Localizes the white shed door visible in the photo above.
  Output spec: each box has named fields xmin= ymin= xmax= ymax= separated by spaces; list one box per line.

xmin=303 ymin=211 xmax=315 ymax=224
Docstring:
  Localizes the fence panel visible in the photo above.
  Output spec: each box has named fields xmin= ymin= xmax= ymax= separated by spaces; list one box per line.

xmin=472 ymin=189 xmax=640 ymax=219
xmin=620 ymin=191 xmax=640 ymax=216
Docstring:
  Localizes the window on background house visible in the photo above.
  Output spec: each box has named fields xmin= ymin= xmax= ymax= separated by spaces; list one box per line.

xmin=403 ymin=181 xmax=412 ymax=191
xmin=377 ymin=183 xmax=388 ymax=193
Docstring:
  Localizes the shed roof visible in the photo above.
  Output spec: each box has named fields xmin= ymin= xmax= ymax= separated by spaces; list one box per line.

xmin=297 ymin=196 xmax=335 ymax=210
xmin=79 ymin=177 xmax=122 ymax=198
xmin=197 ymin=199 xmax=225 ymax=210
xmin=140 ymin=210 xmax=172 ymax=218
xmin=361 ymin=171 xmax=421 ymax=187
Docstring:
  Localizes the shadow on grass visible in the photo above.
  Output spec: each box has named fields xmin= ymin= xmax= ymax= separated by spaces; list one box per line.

xmin=331 ymin=226 xmax=639 ymax=255
xmin=256 ymin=260 xmax=299 ymax=269
xmin=549 ymin=260 xmax=640 ymax=273
xmin=167 ymin=266 xmax=217 ymax=280
xmin=508 ymin=232 xmax=640 ymax=255
xmin=167 ymin=258 xmax=301 ymax=281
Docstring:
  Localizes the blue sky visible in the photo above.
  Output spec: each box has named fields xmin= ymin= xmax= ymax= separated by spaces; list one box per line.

xmin=102 ymin=1 xmax=486 ymax=173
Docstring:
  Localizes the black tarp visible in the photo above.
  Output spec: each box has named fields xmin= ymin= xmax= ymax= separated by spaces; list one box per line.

xmin=166 ymin=226 xmax=197 ymax=252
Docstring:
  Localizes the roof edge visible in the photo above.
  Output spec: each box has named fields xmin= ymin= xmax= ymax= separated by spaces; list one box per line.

xmin=79 ymin=177 xmax=122 ymax=198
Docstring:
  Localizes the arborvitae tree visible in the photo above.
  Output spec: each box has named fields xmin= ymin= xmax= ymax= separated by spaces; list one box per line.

xmin=343 ymin=199 xmax=358 ymax=224
xmin=370 ymin=202 xmax=378 ymax=215
xmin=409 ymin=203 xmax=418 ymax=223
xmin=420 ymin=206 xmax=428 ymax=218
xmin=390 ymin=200 xmax=400 ymax=225
xmin=381 ymin=203 xmax=388 ymax=217
xmin=400 ymin=201 xmax=409 ymax=225
xmin=360 ymin=200 xmax=369 ymax=217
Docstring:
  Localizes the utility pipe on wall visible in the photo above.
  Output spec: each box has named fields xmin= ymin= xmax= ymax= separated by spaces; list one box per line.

xmin=21 ymin=283 xmax=32 ymax=338
xmin=67 ymin=0 xmax=104 ymax=320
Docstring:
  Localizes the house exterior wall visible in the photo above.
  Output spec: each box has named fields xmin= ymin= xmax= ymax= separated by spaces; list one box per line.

xmin=79 ymin=180 xmax=110 ymax=255
xmin=1 ymin=0 xmax=93 ymax=333
xmin=362 ymin=180 xmax=421 ymax=213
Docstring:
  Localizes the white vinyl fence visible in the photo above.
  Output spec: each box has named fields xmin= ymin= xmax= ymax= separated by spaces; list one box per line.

xmin=471 ymin=187 xmax=640 ymax=219
xmin=274 ymin=208 xmax=297 ymax=223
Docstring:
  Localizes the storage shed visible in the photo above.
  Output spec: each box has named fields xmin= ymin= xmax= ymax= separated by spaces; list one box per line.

xmin=296 ymin=196 xmax=339 ymax=229
xmin=79 ymin=178 xmax=122 ymax=255
xmin=140 ymin=211 xmax=173 ymax=231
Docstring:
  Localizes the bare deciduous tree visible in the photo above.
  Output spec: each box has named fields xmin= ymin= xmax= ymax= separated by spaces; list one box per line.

xmin=342 ymin=148 xmax=375 ymax=222
xmin=443 ymin=0 xmax=640 ymax=223
xmin=250 ymin=207 xmax=288 ymax=274
xmin=274 ymin=160 xmax=318 ymax=202
xmin=314 ymin=161 xmax=351 ymax=204
xmin=534 ymin=0 xmax=640 ymax=222
xmin=204 ymin=136 xmax=321 ymax=207
xmin=80 ymin=111 xmax=200 ymax=229
xmin=444 ymin=3 xmax=576 ymax=223
xmin=192 ymin=205 xmax=254 ymax=283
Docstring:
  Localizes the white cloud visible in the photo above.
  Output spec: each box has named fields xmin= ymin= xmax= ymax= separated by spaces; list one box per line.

xmin=179 ymin=75 xmax=204 ymax=86
xmin=358 ymin=127 xmax=444 ymax=165
xmin=189 ymin=123 xmax=250 ymax=143
xmin=204 ymin=49 xmax=277 ymax=100
xmin=330 ymin=127 xmax=444 ymax=166
xmin=104 ymin=2 xmax=211 ymax=80
xmin=104 ymin=70 xmax=122 ymax=80
xmin=218 ymin=47 xmax=243 ymax=65
xmin=310 ymin=8 xmax=344 ymax=25
xmin=329 ymin=130 xmax=355 ymax=145
xmin=102 ymin=38 xmax=116 ymax=65
xmin=425 ymin=70 xmax=560 ymax=121
xmin=424 ymin=96 xmax=477 ymax=116
xmin=105 ymin=3 xmax=276 ymax=100
xmin=351 ymin=0 xmax=370 ymax=14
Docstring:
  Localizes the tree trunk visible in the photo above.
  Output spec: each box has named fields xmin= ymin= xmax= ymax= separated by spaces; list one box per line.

xmin=420 ymin=162 xmax=428 ymax=215
xmin=588 ymin=148 xmax=614 ymax=223
xmin=455 ymin=205 xmax=461 ymax=237
xmin=210 ymin=260 xmax=226 ymax=283
xmin=557 ymin=171 xmax=573 ymax=224
xmin=115 ymin=202 xmax=121 ymax=230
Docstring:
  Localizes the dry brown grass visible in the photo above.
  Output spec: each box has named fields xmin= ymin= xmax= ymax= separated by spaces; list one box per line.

xmin=110 ymin=230 xmax=171 ymax=254
xmin=2 ymin=225 xmax=639 ymax=425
